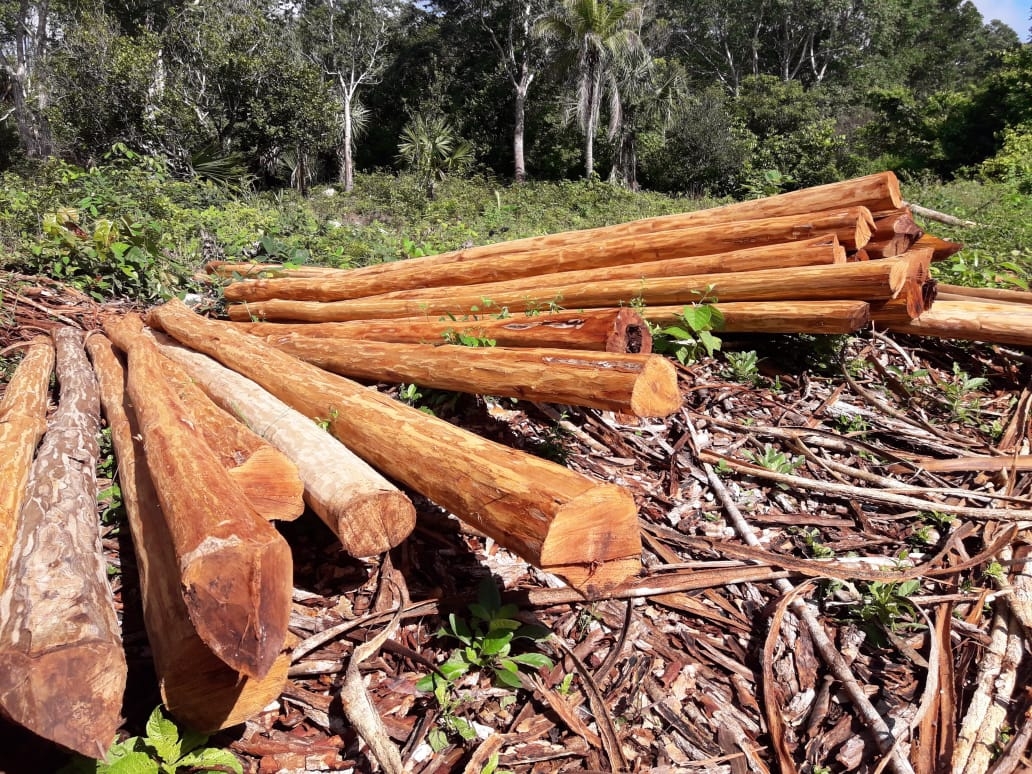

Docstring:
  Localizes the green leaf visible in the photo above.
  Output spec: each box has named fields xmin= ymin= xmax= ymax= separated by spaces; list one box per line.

xmin=492 ymin=664 xmax=523 ymax=689
xmin=698 ymin=329 xmax=722 ymax=357
xmin=104 ymin=752 xmax=161 ymax=774
xmin=480 ymin=635 xmax=512 ymax=657
xmin=428 ymin=727 xmax=449 ymax=752
xmin=143 ymin=707 xmax=181 ymax=764
xmin=476 ymin=579 xmax=502 ymax=612
xmin=513 ymin=623 xmax=551 ymax=641
xmin=507 ymin=652 xmax=554 ymax=669
xmin=175 ymin=747 xmax=244 ymax=774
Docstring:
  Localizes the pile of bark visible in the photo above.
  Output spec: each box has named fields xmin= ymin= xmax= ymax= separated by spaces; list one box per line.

xmin=209 ymin=171 xmax=1032 ymax=349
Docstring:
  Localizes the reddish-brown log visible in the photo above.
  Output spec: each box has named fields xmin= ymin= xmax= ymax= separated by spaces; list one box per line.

xmin=262 ymin=336 xmax=681 ymax=417
xmin=870 ymin=279 xmax=938 ymax=325
xmin=936 ymin=284 xmax=1032 ymax=305
xmin=149 ymin=299 xmax=642 ymax=595
xmin=206 ymin=262 xmax=341 ymax=279
xmin=103 ymin=313 xmax=292 ymax=679
xmin=887 ymin=300 xmax=1032 ymax=346
xmin=223 ymin=215 xmax=865 ymax=303
xmin=233 ymin=307 xmax=652 ymax=353
xmin=913 ymin=234 xmax=964 ymax=262
xmin=644 ymin=301 xmax=872 ymax=335
xmin=86 ymin=333 xmax=289 ymax=732
xmin=227 ymin=257 xmax=912 ymax=324
xmin=0 ymin=337 xmax=54 ymax=590
xmin=0 ymin=328 xmax=125 ymax=759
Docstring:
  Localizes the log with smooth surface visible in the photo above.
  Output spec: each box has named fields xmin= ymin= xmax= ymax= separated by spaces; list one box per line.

xmin=234 ymin=307 xmax=653 ymax=353
xmin=149 ymin=298 xmax=642 ymax=595
xmin=103 ymin=313 xmax=292 ymax=679
xmin=151 ymin=335 xmax=416 ymax=557
xmin=0 ymin=328 xmax=125 ymax=759
xmin=206 ymin=262 xmax=342 ymax=279
xmin=155 ymin=353 xmax=305 ymax=522
xmin=227 ymin=172 xmax=900 ymax=292
xmin=228 ymin=258 xmax=911 ymax=324
xmin=0 ymin=337 xmax=54 ymax=591
xmin=643 ymin=301 xmax=872 ymax=335
xmin=223 ymin=211 xmax=867 ymax=303
xmin=85 ymin=334 xmax=289 ymax=732
xmin=936 ymin=284 xmax=1032 ymax=305
xmin=263 ymin=336 xmax=682 ymax=418
xmin=887 ymin=300 xmax=1032 ymax=347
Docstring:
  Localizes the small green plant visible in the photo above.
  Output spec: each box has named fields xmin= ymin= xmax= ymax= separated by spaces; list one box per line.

xmin=61 ymin=705 xmax=242 ymax=773
xmin=443 ymin=329 xmax=496 ymax=347
xmin=854 ymin=579 xmax=924 ymax=637
xmin=795 ymin=527 xmax=834 ymax=559
xmin=398 ymin=383 xmax=424 ymax=405
xmin=725 ymin=350 xmax=760 ymax=384
xmin=743 ymin=444 xmax=802 ymax=476
xmin=418 ymin=579 xmax=553 ymax=692
xmin=941 ymin=362 xmax=989 ymax=425
xmin=314 ymin=407 xmax=339 ymax=431
xmin=650 ymin=302 xmax=723 ymax=365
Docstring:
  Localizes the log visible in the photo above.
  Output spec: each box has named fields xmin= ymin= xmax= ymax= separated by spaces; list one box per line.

xmin=148 ymin=298 xmax=642 ymax=595
xmin=887 ymin=300 xmax=1032 ymax=347
xmin=155 ymin=353 xmax=305 ymax=522
xmin=206 ymin=262 xmax=341 ymax=279
xmin=643 ymin=301 xmax=872 ymax=335
xmin=227 ymin=257 xmax=913 ymax=324
xmin=103 ymin=313 xmax=292 ymax=679
xmin=870 ymin=278 xmax=938 ymax=325
xmin=150 ymin=334 xmax=416 ymax=557
xmin=913 ymin=234 xmax=964 ymax=262
xmin=224 ymin=213 xmax=868 ymax=303
xmin=85 ymin=333 xmax=289 ymax=733
xmin=348 ymin=239 xmax=845 ymax=305
xmin=866 ymin=208 xmax=923 ymax=258
xmin=229 ymin=172 xmax=900 ymax=290
xmin=261 ymin=336 xmax=682 ymax=418
xmin=0 ymin=328 xmax=125 ymax=759
xmin=233 ymin=307 xmax=653 ymax=353
xmin=936 ymin=284 xmax=1032 ymax=305
xmin=0 ymin=337 xmax=54 ymax=591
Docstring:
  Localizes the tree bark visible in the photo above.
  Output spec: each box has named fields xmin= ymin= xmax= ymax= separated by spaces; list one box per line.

xmin=233 ymin=307 xmax=652 ymax=353
xmin=644 ymin=301 xmax=872 ymax=335
xmin=226 ymin=257 xmax=912 ymax=324
xmin=936 ymin=284 xmax=1032 ymax=305
xmin=0 ymin=328 xmax=125 ymax=759
xmin=514 ymin=74 xmax=529 ymax=183
xmin=887 ymin=300 xmax=1032 ymax=347
xmin=0 ymin=337 xmax=54 ymax=591
xmin=149 ymin=299 xmax=642 ymax=595
xmin=155 ymin=352 xmax=306 ymax=523
xmin=85 ymin=333 xmax=289 ymax=733
xmin=262 ymin=336 xmax=681 ymax=418
xmin=102 ymin=314 xmax=292 ymax=679
xmin=151 ymin=334 xmax=416 ymax=558
xmin=223 ymin=212 xmax=864 ymax=303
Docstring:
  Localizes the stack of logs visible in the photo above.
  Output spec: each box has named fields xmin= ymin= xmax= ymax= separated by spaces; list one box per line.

xmin=2 ymin=171 xmax=1031 ymax=761
xmin=211 ymin=170 xmax=1032 ymax=348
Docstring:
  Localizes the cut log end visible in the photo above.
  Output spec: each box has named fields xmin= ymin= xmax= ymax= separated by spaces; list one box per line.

xmin=629 ymin=356 xmax=682 ymax=417
xmin=227 ymin=446 xmax=306 ymax=522
xmin=0 ymin=643 xmax=126 ymax=759
xmin=181 ymin=536 xmax=292 ymax=679
xmin=540 ymin=484 xmax=641 ymax=594
xmin=322 ymin=489 xmax=417 ymax=557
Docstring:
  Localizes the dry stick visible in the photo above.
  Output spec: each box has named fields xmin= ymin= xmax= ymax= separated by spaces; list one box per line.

xmin=151 ymin=335 xmax=415 ymax=557
xmin=103 ymin=313 xmax=292 ymax=679
xmin=699 ymin=452 xmax=1032 ymax=521
xmin=85 ymin=333 xmax=289 ymax=732
xmin=0 ymin=328 xmax=126 ymax=759
xmin=951 ymin=607 xmax=1011 ymax=774
xmin=685 ymin=416 xmax=917 ymax=774
xmin=262 ymin=336 xmax=682 ymax=418
xmin=987 ymin=704 xmax=1032 ymax=774
xmin=904 ymin=202 xmax=977 ymax=228
xmin=149 ymin=298 xmax=642 ymax=594
xmin=0 ymin=336 xmax=53 ymax=590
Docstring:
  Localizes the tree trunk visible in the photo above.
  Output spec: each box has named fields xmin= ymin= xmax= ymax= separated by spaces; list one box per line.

xmin=514 ymin=75 xmax=529 ymax=183
xmin=870 ymin=278 xmax=937 ymax=325
xmin=233 ymin=307 xmax=652 ymax=353
xmin=887 ymin=300 xmax=1032 ymax=347
xmin=102 ymin=314 xmax=292 ymax=679
xmin=644 ymin=301 xmax=872 ymax=335
xmin=936 ymin=284 xmax=1032 ymax=305
xmin=340 ymin=92 xmax=355 ymax=193
xmin=151 ymin=334 xmax=416 ymax=558
xmin=222 ymin=212 xmax=859 ymax=303
xmin=226 ymin=257 xmax=912 ymax=324
xmin=85 ymin=334 xmax=289 ymax=733
xmin=205 ymin=262 xmax=341 ymax=279
xmin=0 ymin=337 xmax=54 ymax=591
xmin=913 ymin=234 xmax=964 ymax=262
xmin=0 ymin=328 xmax=125 ymax=759
xmin=261 ymin=337 xmax=681 ymax=418
xmin=155 ymin=351 xmax=306 ymax=523
xmin=149 ymin=299 xmax=642 ymax=595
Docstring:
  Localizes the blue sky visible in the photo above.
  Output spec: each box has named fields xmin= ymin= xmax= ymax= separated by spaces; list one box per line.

xmin=972 ymin=0 xmax=1030 ymax=40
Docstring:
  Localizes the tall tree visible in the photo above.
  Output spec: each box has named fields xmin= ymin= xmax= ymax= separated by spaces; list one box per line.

xmin=536 ymin=0 xmax=645 ymax=179
xmin=297 ymin=0 xmax=396 ymax=191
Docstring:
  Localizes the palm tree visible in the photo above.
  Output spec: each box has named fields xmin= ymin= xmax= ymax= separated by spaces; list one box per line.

xmin=536 ymin=0 xmax=645 ymax=180
xmin=396 ymin=114 xmax=475 ymax=199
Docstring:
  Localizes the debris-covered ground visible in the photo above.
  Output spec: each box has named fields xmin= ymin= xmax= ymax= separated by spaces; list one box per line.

xmin=1 ymin=273 xmax=1031 ymax=774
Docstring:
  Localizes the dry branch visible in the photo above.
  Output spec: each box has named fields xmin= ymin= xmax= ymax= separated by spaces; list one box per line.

xmin=149 ymin=298 xmax=642 ymax=594
xmin=103 ymin=313 xmax=292 ymax=679
xmin=85 ymin=333 xmax=289 ymax=732
xmin=0 ymin=327 xmax=125 ymax=759
xmin=0 ymin=337 xmax=53 ymax=590
xmin=234 ymin=307 xmax=652 ymax=353
xmin=151 ymin=334 xmax=416 ymax=556
xmin=262 ymin=335 xmax=682 ymax=417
